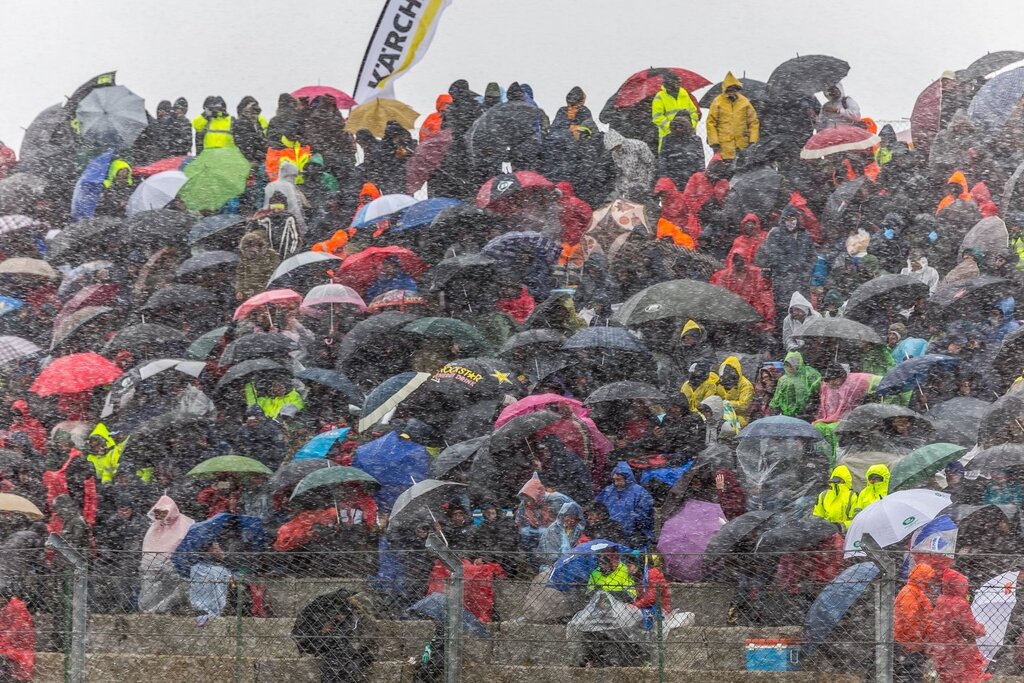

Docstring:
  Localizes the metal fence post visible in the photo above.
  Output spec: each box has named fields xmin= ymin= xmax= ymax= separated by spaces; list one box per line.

xmin=235 ymin=579 xmax=244 ymax=683
xmin=426 ymin=533 xmax=464 ymax=683
xmin=46 ymin=533 xmax=88 ymax=683
xmin=860 ymin=536 xmax=895 ymax=683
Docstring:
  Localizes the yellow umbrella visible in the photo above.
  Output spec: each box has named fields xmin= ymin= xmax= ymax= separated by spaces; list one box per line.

xmin=346 ymin=99 xmax=420 ymax=138
xmin=0 ymin=493 xmax=44 ymax=520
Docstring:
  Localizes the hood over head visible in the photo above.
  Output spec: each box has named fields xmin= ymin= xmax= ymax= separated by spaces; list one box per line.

xmin=788 ymin=291 xmax=815 ymax=315
xmin=941 ymin=568 xmax=970 ymax=598
xmin=518 ymin=472 xmax=547 ymax=503
xmin=556 ymin=501 xmax=583 ymax=523
xmin=907 ymin=562 xmax=936 ymax=590
xmin=722 ymin=72 xmax=743 ymax=91
xmin=828 ymin=465 xmax=853 ymax=489
xmin=277 ymin=160 xmax=299 ymax=183
xmin=435 ymin=93 xmax=453 ymax=111
xmin=148 ymin=494 xmax=181 ymax=526
xmin=611 ymin=460 xmax=638 ymax=486
xmin=700 ymin=395 xmax=725 ymax=422
xmin=740 ymin=212 xmax=762 ymax=234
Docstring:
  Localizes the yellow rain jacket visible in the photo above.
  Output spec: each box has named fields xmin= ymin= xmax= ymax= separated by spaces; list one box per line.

xmin=652 ymin=86 xmax=699 ymax=150
xmin=813 ymin=465 xmax=855 ymax=528
xmin=854 ymin=463 xmax=890 ymax=515
xmin=587 ymin=561 xmax=637 ymax=598
xmin=86 ymin=422 xmax=129 ymax=484
xmin=706 ymin=72 xmax=760 ymax=160
xmin=192 ymin=113 xmax=236 ymax=150
xmin=718 ymin=356 xmax=754 ymax=419
xmin=681 ymin=373 xmax=725 ymax=414
xmin=245 ymin=383 xmax=305 ymax=419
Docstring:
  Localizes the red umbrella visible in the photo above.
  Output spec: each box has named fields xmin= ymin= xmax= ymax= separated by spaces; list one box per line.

xmin=475 ymin=171 xmax=556 ymax=212
xmin=800 ymin=127 xmax=880 ymax=159
xmin=133 ymin=156 xmax=189 ymax=178
xmin=233 ymin=288 xmax=302 ymax=321
xmin=366 ymin=289 xmax=428 ymax=313
xmin=30 ymin=352 xmax=122 ymax=396
xmin=406 ymin=128 xmax=452 ymax=194
xmin=290 ymin=86 xmax=357 ymax=109
xmin=613 ymin=67 xmax=712 ymax=108
xmin=911 ymin=78 xmax=944 ymax=156
xmin=334 ymin=246 xmax=428 ymax=295
xmin=59 ymin=283 xmax=121 ymax=318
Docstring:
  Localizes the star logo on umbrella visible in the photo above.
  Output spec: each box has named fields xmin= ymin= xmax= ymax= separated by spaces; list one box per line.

xmin=491 ymin=370 xmax=512 ymax=384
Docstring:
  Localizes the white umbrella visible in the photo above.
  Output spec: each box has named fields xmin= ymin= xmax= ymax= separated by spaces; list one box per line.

xmin=972 ymin=570 xmax=1019 ymax=661
xmin=125 ymin=171 xmax=188 ymax=216
xmin=351 ymin=194 xmax=418 ymax=228
xmin=266 ymin=251 xmax=341 ymax=287
xmin=77 ymin=85 xmax=149 ymax=149
xmin=844 ymin=489 xmax=951 ymax=557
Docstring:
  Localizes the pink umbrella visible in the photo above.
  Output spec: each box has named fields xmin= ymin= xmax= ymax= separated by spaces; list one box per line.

xmin=406 ymin=128 xmax=452 ymax=194
xmin=233 ymin=288 xmax=301 ymax=321
xmin=800 ymin=127 xmax=880 ymax=160
xmin=657 ymin=499 xmax=727 ymax=582
xmin=291 ymin=86 xmax=357 ymax=109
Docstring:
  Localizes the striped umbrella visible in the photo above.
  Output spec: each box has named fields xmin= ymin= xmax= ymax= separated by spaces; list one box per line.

xmin=0 ymin=336 xmax=41 ymax=367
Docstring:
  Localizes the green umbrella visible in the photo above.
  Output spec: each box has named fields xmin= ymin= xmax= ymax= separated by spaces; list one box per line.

xmin=187 ymin=455 xmax=273 ymax=477
xmin=290 ymin=466 xmax=379 ymax=500
xmin=402 ymin=317 xmax=494 ymax=356
xmin=179 ymin=147 xmax=250 ymax=212
xmin=888 ymin=443 xmax=968 ymax=492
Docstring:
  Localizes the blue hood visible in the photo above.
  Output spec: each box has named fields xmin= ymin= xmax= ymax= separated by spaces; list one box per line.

xmin=995 ymin=296 xmax=1016 ymax=320
xmin=611 ymin=461 xmax=638 ymax=486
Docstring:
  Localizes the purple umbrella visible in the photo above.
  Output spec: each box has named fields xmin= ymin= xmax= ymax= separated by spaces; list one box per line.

xmin=656 ymin=499 xmax=726 ymax=582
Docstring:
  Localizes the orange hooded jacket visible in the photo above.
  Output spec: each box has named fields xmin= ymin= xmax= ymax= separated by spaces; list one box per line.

xmin=936 ymin=171 xmax=972 ymax=214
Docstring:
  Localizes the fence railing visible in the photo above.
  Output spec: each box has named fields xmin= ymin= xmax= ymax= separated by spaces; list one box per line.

xmin=4 ymin=537 xmax=1021 ymax=682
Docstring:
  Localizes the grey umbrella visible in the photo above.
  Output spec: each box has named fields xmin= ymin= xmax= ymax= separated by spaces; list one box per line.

xmin=175 ymin=251 xmax=240 ymax=281
xmin=584 ymin=381 xmax=667 ymax=405
xmin=794 ymin=317 xmax=883 ymax=345
xmin=490 ymin=410 xmax=562 ymax=452
xmin=390 ymin=479 xmax=467 ymax=529
xmin=767 ymin=54 xmax=850 ymax=96
xmin=77 ymin=85 xmax=149 ymax=149
xmin=835 ymin=404 xmax=930 ymax=436
xmin=843 ymin=274 xmax=930 ymax=323
xmin=611 ymin=279 xmax=762 ymax=327
xmin=0 ymin=174 xmax=47 ymax=215
xmin=563 ymin=326 xmax=648 ymax=354
xmin=430 ymin=436 xmax=490 ymax=479
xmin=722 ymin=166 xmax=783 ymax=227
xmin=957 ymin=51 xmax=1024 ymax=82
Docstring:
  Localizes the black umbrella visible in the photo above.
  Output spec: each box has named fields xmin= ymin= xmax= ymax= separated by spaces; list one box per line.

xmin=498 ymin=329 xmax=566 ymax=357
xmin=216 ymin=358 xmax=290 ymax=390
xmin=970 ymin=443 xmax=1024 ymax=475
xmin=468 ymin=101 xmax=542 ymax=165
xmin=835 ymin=404 xmax=931 ymax=436
xmin=119 ymin=411 xmax=214 ymax=461
xmin=822 ymin=177 xmax=869 ymax=237
xmin=47 ymin=216 xmax=127 ymax=266
xmin=957 ymin=51 xmax=1024 ymax=82
xmin=426 ymin=253 xmax=498 ymax=291
xmin=50 ymin=305 xmax=115 ymax=351
xmin=294 ymin=368 xmax=363 ymax=405
xmin=756 ymin=517 xmax=841 ymax=553
xmin=430 ymin=435 xmax=490 ymax=479
xmin=701 ymin=510 xmax=776 ymax=573
xmin=930 ymin=397 xmax=989 ymax=445
xmin=930 ymin=275 xmax=1017 ymax=317
xmin=611 ymin=279 xmax=762 ymax=326
xmin=425 ymin=357 xmax=528 ymax=404
xmin=562 ymin=326 xmax=648 ymax=354
xmin=219 ymin=333 xmax=299 ymax=367
xmin=994 ymin=327 xmax=1024 ymax=388
xmin=186 ymin=214 xmax=249 ymax=249
xmin=125 ymin=209 xmax=194 ymax=251
xmin=794 ymin=317 xmax=883 ymax=345
xmin=103 ymin=324 xmax=188 ymax=358
xmin=175 ymin=250 xmax=240 ymax=282
xmin=584 ymin=381 xmax=667 ymax=405
xmin=337 ymin=311 xmax=420 ymax=366
xmin=140 ymin=285 xmax=219 ymax=323
xmin=843 ymin=274 xmax=931 ymax=323
xmin=443 ymin=399 xmax=503 ymax=444
xmin=270 ymin=458 xmax=329 ymax=492
xmin=979 ymin=394 xmax=1024 ymax=449
xmin=722 ymin=166 xmax=783 ymax=227
xmin=19 ymin=104 xmax=71 ymax=168
xmin=698 ymin=78 xmax=768 ymax=108
xmin=426 ymin=205 xmax=506 ymax=258
xmin=490 ymin=410 xmax=561 ymax=451
xmin=767 ymin=54 xmax=850 ymax=96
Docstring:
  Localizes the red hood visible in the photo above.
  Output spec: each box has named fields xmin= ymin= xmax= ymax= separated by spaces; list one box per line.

xmin=739 ymin=213 xmax=762 ymax=234
xmin=653 ymin=176 xmax=681 ymax=197
xmin=941 ymin=568 xmax=969 ymax=598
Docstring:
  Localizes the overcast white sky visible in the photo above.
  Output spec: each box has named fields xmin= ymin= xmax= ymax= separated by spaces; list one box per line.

xmin=3 ymin=0 xmax=1024 ymax=152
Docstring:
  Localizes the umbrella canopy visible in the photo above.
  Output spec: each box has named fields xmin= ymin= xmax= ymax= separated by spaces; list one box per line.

xmin=0 ymin=174 xmax=47 ymax=216
xmin=175 ymin=251 xmax=239 ymax=282
xmin=970 ymin=443 xmax=1024 ymax=476
xmin=124 ymin=209 xmax=193 ymax=251
xmin=793 ymin=317 xmax=882 ymax=345
xmin=430 ymin=436 xmax=490 ymax=479
xmin=490 ymin=410 xmax=562 ymax=452
xmin=141 ymin=285 xmax=218 ymax=320
xmin=498 ymin=329 xmax=566 ymax=357
xmin=800 ymin=127 xmax=880 ymax=159
xmin=290 ymin=86 xmax=357 ymax=109
xmin=930 ymin=396 xmax=988 ymax=444
xmin=844 ymin=489 xmax=952 ymax=555
xmin=803 ymin=562 xmax=879 ymax=649
xmin=702 ymin=510 xmax=775 ymax=572
xmin=346 ymin=98 xmax=419 ymax=138
xmin=103 ymin=323 xmax=187 ymax=358
xmin=611 ymin=67 xmax=712 ymax=108
xmin=475 ymin=172 xmax=556 ymax=212
xmin=0 ymin=336 xmax=41 ymax=367
xmin=405 ymin=128 xmax=452 ymax=193
xmin=333 ymin=246 xmax=427 ymax=295
xmin=767 ymin=55 xmax=851 ymax=96
xmin=738 ymin=415 xmax=823 ymax=440
xmin=351 ymin=194 xmax=419 ymax=228
xmin=547 ymin=539 xmax=633 ymax=592
xmin=426 ymin=358 xmax=528 ymax=405
xmin=889 ymin=443 xmax=969 ymax=493
xmin=563 ymin=326 xmax=648 ymax=354
xmin=958 ymin=51 xmax=1024 ymax=81
xmin=293 ymin=427 xmax=352 ymax=461
xmin=215 ymin=358 xmax=290 ymax=390
xmin=611 ymin=278 xmax=762 ymax=326
xmin=407 ymin=593 xmax=489 ymax=638
xmin=658 ymin=499 xmax=727 ymax=582
xmin=481 ymin=231 xmax=561 ymax=269
xmin=960 ymin=216 xmax=1009 ymax=260
xmin=186 ymin=326 xmax=229 ymax=361
xmin=187 ymin=214 xmax=248 ymax=247
xmin=584 ymin=380 xmax=667 ymax=406
xmin=302 ymin=284 xmax=366 ymax=311
xmin=125 ymin=171 xmax=188 ymax=216
xmin=359 ymin=372 xmax=432 ymax=432
xmin=219 ymin=332 xmax=299 ymax=366
xmin=0 ymin=258 xmax=58 ymax=281
xmin=77 ymin=85 xmax=148 ymax=149
xmin=187 ymin=455 xmax=273 ymax=477
xmin=468 ymin=101 xmax=547 ymax=167
xmin=133 ymin=155 xmax=189 ymax=178
xmin=60 ymin=283 xmax=120 ymax=317
xmin=270 ymin=459 xmax=328 ymax=492
xmin=843 ymin=274 xmax=931 ymax=323
xmin=337 ymin=311 xmax=419 ymax=367
xmin=47 ymin=216 xmax=127 ymax=266
xmin=972 ymin=570 xmax=1020 ymax=662
xmin=232 ymin=289 xmax=302 ymax=321
xmin=727 ymin=166 xmax=784 ymax=228
xmin=266 ymin=251 xmax=340 ymax=288
xmin=978 ymin=394 xmax=1024 ymax=449
xmin=911 ymin=78 xmax=944 ymax=156
xmin=930 ymin=275 xmax=1016 ymax=316
xmin=178 ymin=146 xmax=250 ymax=212
xmin=698 ymin=77 xmax=768 ymax=108
xmin=70 ymin=150 xmax=114 ymax=221
xmin=835 ymin=404 xmax=930 ymax=435
xmin=352 ymin=431 xmax=429 ymax=509
xmin=290 ymin=465 xmax=378 ymax=500
xmin=366 ymin=289 xmax=427 ymax=313
xmin=392 ymin=197 xmax=462 ymax=233
xmin=875 ymin=355 xmax=959 ymax=396
xmin=294 ymin=368 xmax=362 ymax=405
xmin=969 ymin=65 xmax=1024 ymax=131
xmin=994 ymin=327 xmax=1024 ymax=389
xmin=837 ymin=450 xmax=901 ymax=490
xmin=389 ymin=478 xmax=465 ymax=528
xmin=30 ymin=352 xmax=122 ymax=396
xmin=756 ymin=517 xmax=841 ymax=554
xmin=402 ymin=317 xmax=494 ymax=356
xmin=0 ymin=493 xmax=44 ymax=520
xmin=50 ymin=305 xmax=113 ymax=351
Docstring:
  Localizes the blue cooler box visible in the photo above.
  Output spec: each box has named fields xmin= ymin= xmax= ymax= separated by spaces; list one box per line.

xmin=745 ymin=638 xmax=800 ymax=671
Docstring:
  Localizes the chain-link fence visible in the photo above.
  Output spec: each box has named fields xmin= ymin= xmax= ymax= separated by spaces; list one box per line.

xmin=9 ymin=538 xmax=1024 ymax=682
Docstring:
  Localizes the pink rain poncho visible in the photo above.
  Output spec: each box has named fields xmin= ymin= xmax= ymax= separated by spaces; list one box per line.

xmin=815 ymin=372 xmax=875 ymax=424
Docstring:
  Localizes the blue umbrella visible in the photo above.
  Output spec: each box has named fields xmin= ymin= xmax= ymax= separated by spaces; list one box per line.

xmin=803 ymin=561 xmax=879 ymax=651
xmin=392 ymin=197 xmax=462 ymax=233
xmin=875 ymin=354 xmax=958 ymax=396
xmin=563 ymin=326 xmax=649 ymax=354
xmin=352 ymin=431 xmax=428 ymax=510
xmin=969 ymin=66 xmax=1024 ymax=131
xmin=407 ymin=593 xmax=489 ymax=637
xmin=482 ymin=231 xmax=561 ymax=266
xmin=0 ymin=297 xmax=24 ymax=317
xmin=70 ymin=150 xmax=113 ymax=221
xmin=738 ymin=415 xmax=822 ymax=440
xmin=547 ymin=539 xmax=631 ymax=592
xmin=293 ymin=427 xmax=351 ymax=461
